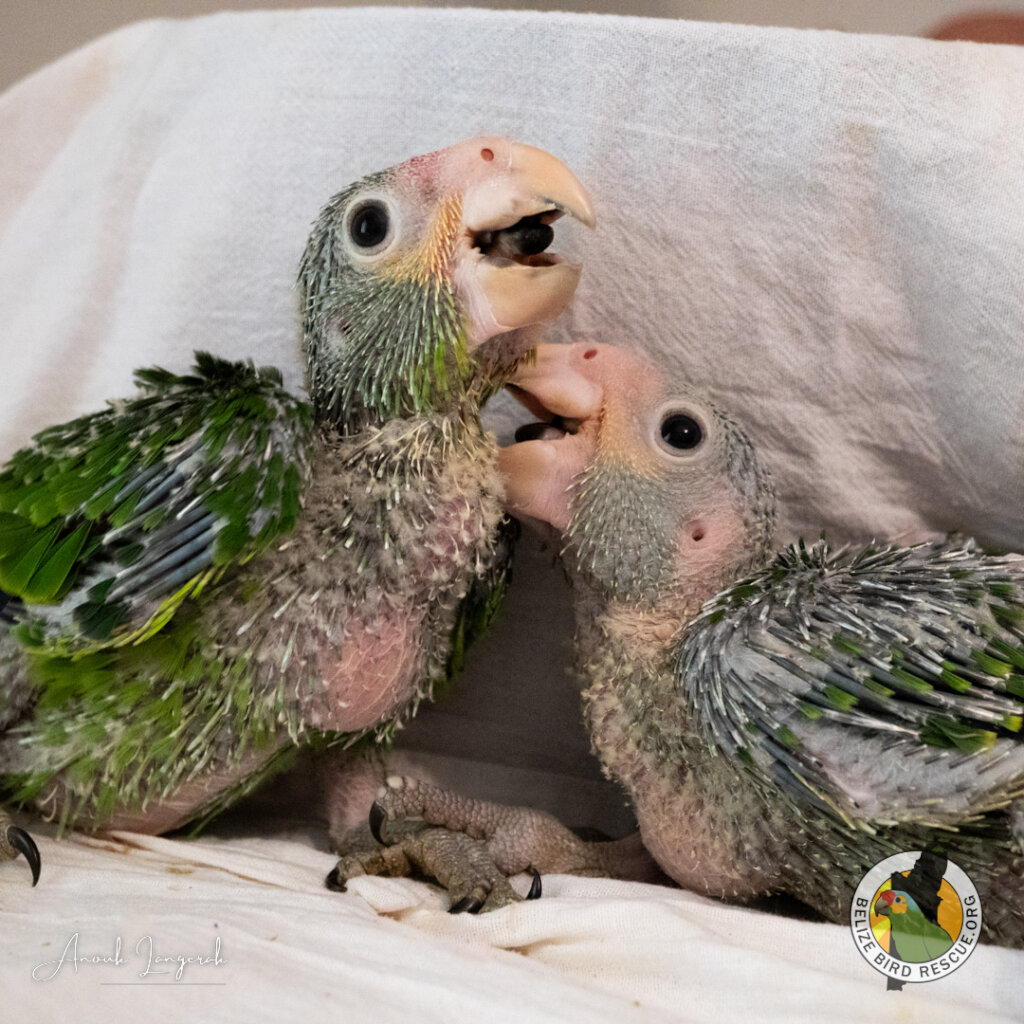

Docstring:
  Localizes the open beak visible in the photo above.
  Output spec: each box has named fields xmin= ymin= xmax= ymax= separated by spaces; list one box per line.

xmin=451 ymin=139 xmax=596 ymax=346
xmin=498 ymin=343 xmax=605 ymax=530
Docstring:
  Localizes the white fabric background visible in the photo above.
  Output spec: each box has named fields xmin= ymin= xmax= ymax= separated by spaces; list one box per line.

xmin=2 ymin=8 xmax=1024 ymax=1020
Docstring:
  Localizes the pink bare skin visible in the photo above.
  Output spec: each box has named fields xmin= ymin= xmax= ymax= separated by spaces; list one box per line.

xmin=38 ymin=748 xmax=283 ymax=835
xmin=18 ymin=449 xmax=505 ymax=841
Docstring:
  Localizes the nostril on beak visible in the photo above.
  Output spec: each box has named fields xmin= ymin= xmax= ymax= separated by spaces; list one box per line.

xmin=583 ymin=348 xmax=597 ymax=360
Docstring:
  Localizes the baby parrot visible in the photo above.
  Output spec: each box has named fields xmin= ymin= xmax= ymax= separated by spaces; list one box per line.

xmin=497 ymin=342 xmax=1024 ymax=943
xmin=0 ymin=138 xmax=594 ymax=888
xmin=371 ymin=342 xmax=1024 ymax=937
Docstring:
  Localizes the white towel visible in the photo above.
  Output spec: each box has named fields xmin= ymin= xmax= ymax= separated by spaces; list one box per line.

xmin=2 ymin=9 xmax=1024 ymax=1021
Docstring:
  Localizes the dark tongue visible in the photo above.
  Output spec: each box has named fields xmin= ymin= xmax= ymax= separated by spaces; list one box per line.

xmin=490 ymin=214 xmax=555 ymax=259
xmin=514 ymin=421 xmax=564 ymax=443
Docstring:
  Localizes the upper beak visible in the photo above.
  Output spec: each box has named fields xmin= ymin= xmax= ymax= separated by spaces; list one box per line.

xmin=453 ymin=139 xmax=595 ymax=346
xmin=462 ymin=141 xmax=596 ymax=233
xmin=506 ymin=343 xmax=604 ymax=422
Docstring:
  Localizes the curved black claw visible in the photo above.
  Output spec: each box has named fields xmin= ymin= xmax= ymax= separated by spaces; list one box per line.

xmin=368 ymin=801 xmax=387 ymax=845
xmin=526 ymin=868 xmax=542 ymax=901
xmin=7 ymin=826 xmax=40 ymax=887
xmin=324 ymin=865 xmax=348 ymax=893
xmin=449 ymin=894 xmax=484 ymax=915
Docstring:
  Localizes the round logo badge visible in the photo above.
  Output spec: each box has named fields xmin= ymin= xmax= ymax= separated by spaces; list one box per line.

xmin=850 ymin=849 xmax=982 ymax=986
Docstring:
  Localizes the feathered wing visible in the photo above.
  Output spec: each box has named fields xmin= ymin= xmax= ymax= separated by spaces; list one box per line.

xmin=0 ymin=352 xmax=315 ymax=655
xmin=444 ymin=514 xmax=518 ymax=684
xmin=0 ymin=354 xmax=315 ymax=827
xmin=681 ymin=540 xmax=1024 ymax=832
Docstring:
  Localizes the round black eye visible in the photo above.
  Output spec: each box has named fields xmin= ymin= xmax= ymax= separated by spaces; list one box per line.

xmin=348 ymin=201 xmax=390 ymax=250
xmin=660 ymin=414 xmax=703 ymax=451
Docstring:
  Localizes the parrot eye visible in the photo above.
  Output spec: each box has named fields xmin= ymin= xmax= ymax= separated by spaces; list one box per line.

xmin=658 ymin=413 xmax=704 ymax=454
xmin=346 ymin=199 xmax=392 ymax=254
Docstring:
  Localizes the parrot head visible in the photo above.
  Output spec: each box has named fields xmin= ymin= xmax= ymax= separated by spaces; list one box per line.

xmin=499 ymin=343 xmax=776 ymax=605
xmin=874 ymin=888 xmax=917 ymax=918
xmin=299 ymin=137 xmax=595 ymax=427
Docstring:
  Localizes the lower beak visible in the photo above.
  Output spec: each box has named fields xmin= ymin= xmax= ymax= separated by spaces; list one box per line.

xmin=468 ymin=260 xmax=582 ymax=341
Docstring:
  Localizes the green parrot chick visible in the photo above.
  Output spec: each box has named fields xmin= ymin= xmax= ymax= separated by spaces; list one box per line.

xmin=498 ymin=341 xmax=1024 ymax=945
xmin=0 ymin=138 xmax=594 ymax=884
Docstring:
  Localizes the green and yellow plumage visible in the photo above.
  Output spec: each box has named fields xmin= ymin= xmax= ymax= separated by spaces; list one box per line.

xmin=0 ymin=354 xmax=313 ymax=653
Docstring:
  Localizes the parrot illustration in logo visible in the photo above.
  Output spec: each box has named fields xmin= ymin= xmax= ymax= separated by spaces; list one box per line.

xmin=874 ymin=849 xmax=956 ymax=963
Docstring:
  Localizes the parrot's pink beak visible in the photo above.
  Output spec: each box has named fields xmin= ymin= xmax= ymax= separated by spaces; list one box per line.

xmin=499 ymin=343 xmax=604 ymax=530
xmin=442 ymin=138 xmax=595 ymax=349
xmin=499 ymin=342 xmax=647 ymax=530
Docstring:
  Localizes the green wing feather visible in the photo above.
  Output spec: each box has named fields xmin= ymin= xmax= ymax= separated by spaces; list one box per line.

xmin=682 ymin=539 xmax=1024 ymax=829
xmin=0 ymin=352 xmax=314 ymax=655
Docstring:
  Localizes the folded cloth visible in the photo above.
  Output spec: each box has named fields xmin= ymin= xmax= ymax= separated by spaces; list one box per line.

xmin=7 ymin=826 xmax=1024 ymax=1023
xmin=2 ymin=9 xmax=1023 ymax=1021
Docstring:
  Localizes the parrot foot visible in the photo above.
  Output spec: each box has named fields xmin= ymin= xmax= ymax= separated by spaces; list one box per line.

xmin=369 ymin=774 xmax=665 ymax=884
xmin=326 ymin=832 xmax=416 ymax=891
xmin=326 ymin=820 xmax=528 ymax=913
xmin=0 ymin=807 xmax=41 ymax=886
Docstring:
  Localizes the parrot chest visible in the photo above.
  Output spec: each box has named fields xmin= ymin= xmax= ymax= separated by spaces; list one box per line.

xmin=219 ymin=429 xmax=505 ymax=735
xmin=587 ymin=676 xmax=784 ymax=899
xmin=578 ymin=616 xmax=787 ymax=900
